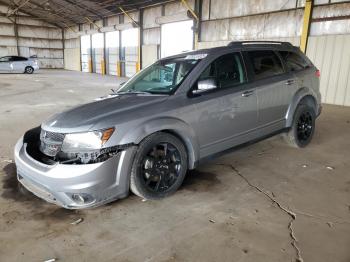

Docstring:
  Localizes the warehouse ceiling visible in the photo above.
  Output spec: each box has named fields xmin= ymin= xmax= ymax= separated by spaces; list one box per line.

xmin=0 ymin=0 xmax=173 ymax=27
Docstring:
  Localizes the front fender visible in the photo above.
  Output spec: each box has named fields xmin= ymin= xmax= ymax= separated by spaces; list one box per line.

xmin=119 ymin=117 xmax=199 ymax=170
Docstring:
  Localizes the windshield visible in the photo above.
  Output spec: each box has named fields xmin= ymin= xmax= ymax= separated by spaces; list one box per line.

xmin=117 ymin=57 xmax=201 ymax=95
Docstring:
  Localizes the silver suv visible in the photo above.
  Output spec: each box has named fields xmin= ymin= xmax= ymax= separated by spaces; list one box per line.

xmin=14 ymin=41 xmax=321 ymax=209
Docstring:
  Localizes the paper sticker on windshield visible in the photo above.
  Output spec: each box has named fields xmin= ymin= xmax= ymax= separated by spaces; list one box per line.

xmin=185 ymin=54 xmax=207 ymax=60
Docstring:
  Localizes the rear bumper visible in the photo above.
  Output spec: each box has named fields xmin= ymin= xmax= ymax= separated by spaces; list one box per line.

xmin=14 ymin=137 xmax=136 ymax=209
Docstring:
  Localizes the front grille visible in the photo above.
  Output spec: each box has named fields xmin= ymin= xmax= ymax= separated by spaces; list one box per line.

xmin=39 ymin=129 xmax=65 ymax=157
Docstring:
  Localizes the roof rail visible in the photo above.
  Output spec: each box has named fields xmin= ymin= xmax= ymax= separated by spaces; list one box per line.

xmin=228 ymin=41 xmax=293 ymax=48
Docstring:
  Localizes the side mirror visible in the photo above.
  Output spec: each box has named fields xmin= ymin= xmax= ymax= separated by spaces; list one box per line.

xmin=192 ymin=78 xmax=217 ymax=95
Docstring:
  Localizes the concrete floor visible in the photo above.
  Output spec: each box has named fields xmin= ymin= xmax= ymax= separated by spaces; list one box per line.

xmin=0 ymin=70 xmax=349 ymax=262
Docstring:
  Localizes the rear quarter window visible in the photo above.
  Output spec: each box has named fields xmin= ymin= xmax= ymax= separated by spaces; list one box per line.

xmin=279 ymin=51 xmax=309 ymax=71
xmin=247 ymin=50 xmax=284 ymax=80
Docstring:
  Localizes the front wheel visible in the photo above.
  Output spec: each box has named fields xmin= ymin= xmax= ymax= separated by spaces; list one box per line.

xmin=130 ymin=133 xmax=188 ymax=200
xmin=284 ymin=104 xmax=316 ymax=148
xmin=24 ymin=66 xmax=34 ymax=74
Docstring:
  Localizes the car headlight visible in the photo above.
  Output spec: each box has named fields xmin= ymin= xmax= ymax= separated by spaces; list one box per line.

xmin=61 ymin=128 xmax=115 ymax=152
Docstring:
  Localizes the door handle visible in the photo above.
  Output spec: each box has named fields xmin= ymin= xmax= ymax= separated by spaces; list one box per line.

xmin=241 ymin=90 xmax=254 ymax=97
xmin=285 ymin=79 xmax=295 ymax=85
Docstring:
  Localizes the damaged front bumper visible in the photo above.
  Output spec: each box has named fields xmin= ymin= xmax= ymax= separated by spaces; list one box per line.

xmin=14 ymin=137 xmax=136 ymax=209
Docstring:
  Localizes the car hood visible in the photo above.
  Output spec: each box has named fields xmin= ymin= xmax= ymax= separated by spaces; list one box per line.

xmin=41 ymin=94 xmax=168 ymax=133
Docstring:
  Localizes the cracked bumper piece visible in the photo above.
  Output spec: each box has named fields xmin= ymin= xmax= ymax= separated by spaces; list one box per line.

xmin=14 ymin=137 xmax=136 ymax=209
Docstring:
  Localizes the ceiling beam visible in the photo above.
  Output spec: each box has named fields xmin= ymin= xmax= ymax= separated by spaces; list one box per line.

xmin=7 ymin=0 xmax=31 ymax=17
xmin=60 ymin=0 xmax=104 ymax=20
xmin=24 ymin=0 xmax=80 ymax=25
xmin=0 ymin=0 xmax=61 ymax=27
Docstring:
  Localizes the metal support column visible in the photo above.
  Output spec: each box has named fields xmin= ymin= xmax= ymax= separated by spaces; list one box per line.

xmin=181 ymin=0 xmax=200 ymax=50
xmin=89 ymin=35 xmax=93 ymax=73
xmin=14 ymin=16 xmax=20 ymax=56
xmin=117 ymin=14 xmax=124 ymax=77
xmin=101 ymin=33 xmax=106 ymax=75
xmin=300 ymin=0 xmax=313 ymax=53
xmin=138 ymin=9 xmax=144 ymax=71
xmin=195 ymin=0 xmax=202 ymax=48
xmin=102 ymin=18 xmax=107 ymax=75
xmin=62 ymin=29 xmax=65 ymax=69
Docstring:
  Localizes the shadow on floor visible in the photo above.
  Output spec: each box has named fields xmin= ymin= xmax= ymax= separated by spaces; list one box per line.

xmin=181 ymin=169 xmax=221 ymax=192
xmin=1 ymin=163 xmax=82 ymax=222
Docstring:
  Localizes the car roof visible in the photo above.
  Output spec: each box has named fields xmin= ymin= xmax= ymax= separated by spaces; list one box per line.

xmin=0 ymin=55 xmax=27 ymax=58
xmin=160 ymin=41 xmax=299 ymax=61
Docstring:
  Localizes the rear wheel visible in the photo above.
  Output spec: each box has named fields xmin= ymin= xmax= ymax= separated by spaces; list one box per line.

xmin=130 ymin=133 xmax=188 ymax=200
xmin=284 ymin=104 xmax=315 ymax=148
xmin=24 ymin=66 xmax=34 ymax=74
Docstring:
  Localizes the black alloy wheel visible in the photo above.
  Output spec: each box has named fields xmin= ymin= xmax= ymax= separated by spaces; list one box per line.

xmin=284 ymin=104 xmax=316 ymax=148
xmin=141 ymin=143 xmax=182 ymax=193
xmin=130 ymin=132 xmax=188 ymax=199
xmin=296 ymin=111 xmax=313 ymax=142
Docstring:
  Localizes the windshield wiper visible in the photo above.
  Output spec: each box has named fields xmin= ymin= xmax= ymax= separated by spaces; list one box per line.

xmin=116 ymin=90 xmax=153 ymax=95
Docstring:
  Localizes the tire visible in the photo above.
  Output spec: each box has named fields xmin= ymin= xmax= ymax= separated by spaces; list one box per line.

xmin=130 ymin=132 xmax=188 ymax=200
xmin=284 ymin=104 xmax=316 ymax=148
xmin=24 ymin=66 xmax=34 ymax=74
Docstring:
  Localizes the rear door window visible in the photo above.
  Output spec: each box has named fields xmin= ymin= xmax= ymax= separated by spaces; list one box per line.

xmin=12 ymin=56 xmax=28 ymax=61
xmin=279 ymin=51 xmax=309 ymax=71
xmin=247 ymin=50 xmax=284 ymax=80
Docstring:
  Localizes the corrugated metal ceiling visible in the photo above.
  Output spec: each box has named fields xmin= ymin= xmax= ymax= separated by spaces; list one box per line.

xmin=0 ymin=0 xmax=173 ymax=27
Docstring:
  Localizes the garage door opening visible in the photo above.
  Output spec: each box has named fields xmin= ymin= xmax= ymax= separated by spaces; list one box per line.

xmin=106 ymin=31 xmax=119 ymax=76
xmin=91 ymin=33 xmax=105 ymax=74
xmin=122 ymin=28 xmax=139 ymax=77
xmin=161 ymin=20 xmax=194 ymax=58
xmin=80 ymin=35 xmax=91 ymax=72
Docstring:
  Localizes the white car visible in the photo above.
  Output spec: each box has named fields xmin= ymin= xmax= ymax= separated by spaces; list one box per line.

xmin=0 ymin=55 xmax=39 ymax=74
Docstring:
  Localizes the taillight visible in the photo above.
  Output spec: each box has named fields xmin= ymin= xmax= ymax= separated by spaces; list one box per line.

xmin=315 ymin=70 xmax=320 ymax=77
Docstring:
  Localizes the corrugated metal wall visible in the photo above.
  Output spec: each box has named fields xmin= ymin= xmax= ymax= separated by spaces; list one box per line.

xmin=0 ymin=4 xmax=64 ymax=68
xmin=307 ymin=35 xmax=350 ymax=106
xmin=64 ymin=26 xmax=80 ymax=71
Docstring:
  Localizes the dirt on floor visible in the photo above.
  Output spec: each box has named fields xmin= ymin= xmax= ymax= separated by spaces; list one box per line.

xmin=0 ymin=70 xmax=349 ymax=262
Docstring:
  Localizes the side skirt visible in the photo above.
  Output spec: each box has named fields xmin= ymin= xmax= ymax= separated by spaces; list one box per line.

xmin=194 ymin=128 xmax=289 ymax=168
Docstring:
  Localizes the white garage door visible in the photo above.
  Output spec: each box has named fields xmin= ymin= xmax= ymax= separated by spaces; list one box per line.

xmin=161 ymin=20 xmax=194 ymax=58
xmin=106 ymin=31 xmax=119 ymax=76
xmin=122 ymin=28 xmax=139 ymax=78
xmin=91 ymin=33 xmax=104 ymax=74
xmin=81 ymin=35 xmax=91 ymax=73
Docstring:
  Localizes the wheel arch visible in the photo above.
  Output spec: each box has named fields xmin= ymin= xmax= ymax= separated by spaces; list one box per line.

xmin=159 ymin=129 xmax=197 ymax=170
xmin=286 ymin=88 xmax=318 ymax=127
xmin=119 ymin=117 xmax=199 ymax=170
